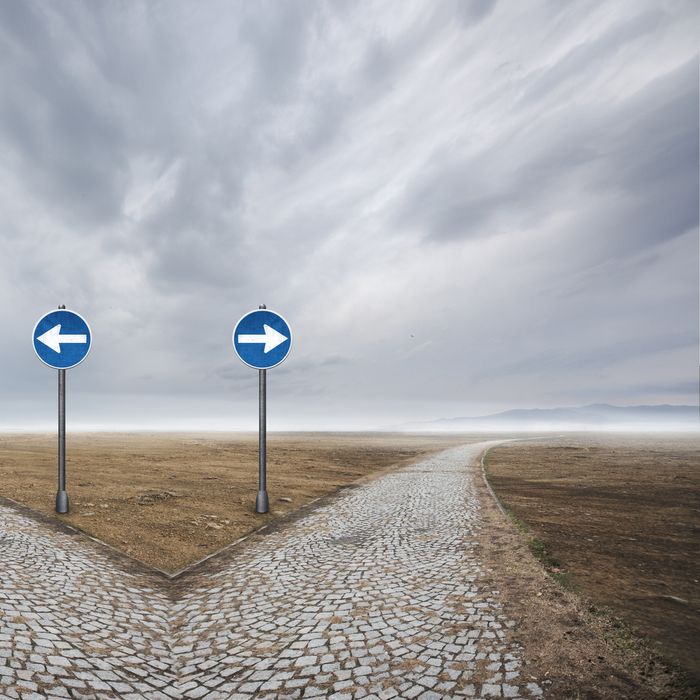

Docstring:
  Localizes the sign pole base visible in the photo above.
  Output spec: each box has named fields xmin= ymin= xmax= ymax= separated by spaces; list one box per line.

xmin=255 ymin=490 xmax=269 ymax=514
xmin=56 ymin=490 xmax=69 ymax=514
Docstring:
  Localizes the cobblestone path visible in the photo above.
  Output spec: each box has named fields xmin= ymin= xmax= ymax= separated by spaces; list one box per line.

xmin=0 ymin=442 xmax=543 ymax=699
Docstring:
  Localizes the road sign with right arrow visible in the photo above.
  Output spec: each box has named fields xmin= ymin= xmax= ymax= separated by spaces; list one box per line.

xmin=33 ymin=309 xmax=92 ymax=369
xmin=233 ymin=308 xmax=292 ymax=370
xmin=232 ymin=305 xmax=292 ymax=514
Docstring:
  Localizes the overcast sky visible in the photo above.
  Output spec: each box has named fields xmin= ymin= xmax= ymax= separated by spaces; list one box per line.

xmin=0 ymin=0 xmax=698 ymax=430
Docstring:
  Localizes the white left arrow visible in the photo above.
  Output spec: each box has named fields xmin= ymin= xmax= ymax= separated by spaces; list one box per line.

xmin=238 ymin=324 xmax=288 ymax=353
xmin=36 ymin=324 xmax=87 ymax=354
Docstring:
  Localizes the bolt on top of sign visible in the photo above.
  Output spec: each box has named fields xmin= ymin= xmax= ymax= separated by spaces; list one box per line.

xmin=233 ymin=308 xmax=292 ymax=370
xmin=33 ymin=309 xmax=92 ymax=369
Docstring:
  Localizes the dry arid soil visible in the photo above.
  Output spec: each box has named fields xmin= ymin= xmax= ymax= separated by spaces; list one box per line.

xmin=484 ymin=433 xmax=700 ymax=693
xmin=0 ymin=431 xmax=469 ymax=573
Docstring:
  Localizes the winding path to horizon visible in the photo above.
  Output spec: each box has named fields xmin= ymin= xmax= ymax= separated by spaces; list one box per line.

xmin=0 ymin=441 xmax=543 ymax=699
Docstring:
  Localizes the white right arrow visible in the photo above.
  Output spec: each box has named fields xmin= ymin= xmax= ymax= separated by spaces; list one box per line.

xmin=36 ymin=324 xmax=87 ymax=354
xmin=238 ymin=324 xmax=288 ymax=353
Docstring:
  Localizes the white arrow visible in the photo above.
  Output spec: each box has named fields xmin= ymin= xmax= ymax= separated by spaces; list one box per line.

xmin=238 ymin=324 xmax=288 ymax=353
xmin=36 ymin=324 xmax=87 ymax=354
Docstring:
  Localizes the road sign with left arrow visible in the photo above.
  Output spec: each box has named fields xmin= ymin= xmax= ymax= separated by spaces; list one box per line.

xmin=233 ymin=308 xmax=291 ymax=370
xmin=33 ymin=309 xmax=92 ymax=369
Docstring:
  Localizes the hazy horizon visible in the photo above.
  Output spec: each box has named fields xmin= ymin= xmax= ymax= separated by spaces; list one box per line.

xmin=1 ymin=399 xmax=696 ymax=433
xmin=1 ymin=1 xmax=698 ymax=431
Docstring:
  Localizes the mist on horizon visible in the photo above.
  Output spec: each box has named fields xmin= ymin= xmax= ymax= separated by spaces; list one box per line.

xmin=1 ymin=398 xmax=697 ymax=434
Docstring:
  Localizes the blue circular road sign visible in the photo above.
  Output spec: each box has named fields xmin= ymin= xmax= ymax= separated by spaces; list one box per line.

xmin=233 ymin=309 xmax=292 ymax=370
xmin=33 ymin=309 xmax=92 ymax=369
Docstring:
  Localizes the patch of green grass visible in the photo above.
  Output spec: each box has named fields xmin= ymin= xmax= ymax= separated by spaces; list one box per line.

xmin=503 ymin=505 xmax=529 ymax=534
xmin=526 ymin=533 xmax=576 ymax=590
xmin=528 ymin=536 xmax=560 ymax=568
xmin=549 ymin=570 xmax=576 ymax=590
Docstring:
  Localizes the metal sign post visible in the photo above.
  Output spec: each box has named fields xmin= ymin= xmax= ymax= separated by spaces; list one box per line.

xmin=33 ymin=305 xmax=92 ymax=514
xmin=232 ymin=303 xmax=292 ymax=514
xmin=57 ymin=367 xmax=68 ymax=513
xmin=257 ymin=367 xmax=268 ymax=513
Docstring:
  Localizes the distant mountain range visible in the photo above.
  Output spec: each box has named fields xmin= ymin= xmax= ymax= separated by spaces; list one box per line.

xmin=404 ymin=404 xmax=699 ymax=432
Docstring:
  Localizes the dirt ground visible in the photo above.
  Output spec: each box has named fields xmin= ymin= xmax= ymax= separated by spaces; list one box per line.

xmin=484 ymin=433 xmax=700 ymax=694
xmin=0 ymin=431 xmax=470 ymax=573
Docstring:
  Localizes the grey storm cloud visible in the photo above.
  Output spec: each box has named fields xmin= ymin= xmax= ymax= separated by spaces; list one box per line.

xmin=398 ymin=56 xmax=698 ymax=250
xmin=0 ymin=0 xmax=697 ymax=430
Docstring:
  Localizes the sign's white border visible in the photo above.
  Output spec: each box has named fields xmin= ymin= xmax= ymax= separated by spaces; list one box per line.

xmin=232 ymin=308 xmax=293 ymax=370
xmin=32 ymin=308 xmax=93 ymax=370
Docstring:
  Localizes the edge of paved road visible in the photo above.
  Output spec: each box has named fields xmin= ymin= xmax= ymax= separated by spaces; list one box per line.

xmin=0 ymin=439 xmax=498 ymax=587
xmin=479 ymin=444 xmax=510 ymax=516
xmin=477 ymin=435 xmax=558 ymax=517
